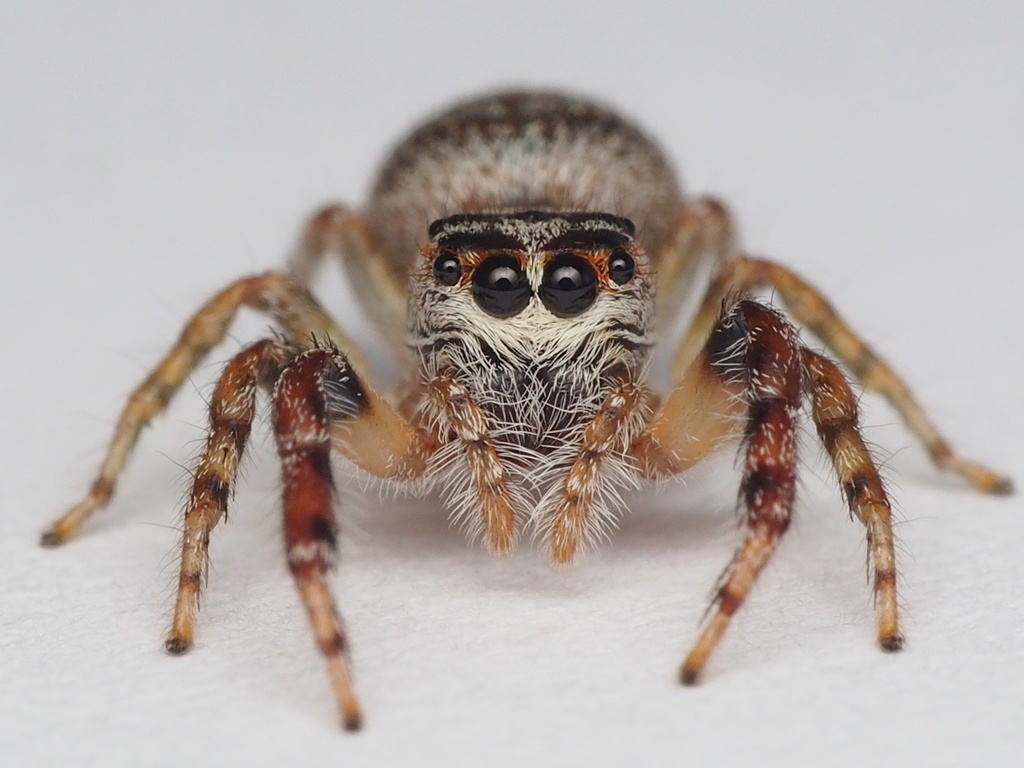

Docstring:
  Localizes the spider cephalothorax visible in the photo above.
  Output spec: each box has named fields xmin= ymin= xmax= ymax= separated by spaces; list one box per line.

xmin=42 ymin=90 xmax=1011 ymax=730
xmin=406 ymin=210 xmax=657 ymax=550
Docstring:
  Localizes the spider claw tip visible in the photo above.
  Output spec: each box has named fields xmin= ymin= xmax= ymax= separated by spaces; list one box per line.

xmin=164 ymin=636 xmax=193 ymax=655
xmin=678 ymin=666 xmax=700 ymax=686
xmin=991 ymin=476 xmax=1014 ymax=496
xmin=879 ymin=633 xmax=905 ymax=652
xmin=40 ymin=530 xmax=67 ymax=548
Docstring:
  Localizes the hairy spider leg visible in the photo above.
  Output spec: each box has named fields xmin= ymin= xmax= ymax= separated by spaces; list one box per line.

xmin=634 ymin=299 xmax=901 ymax=683
xmin=273 ymin=345 xmax=433 ymax=730
xmin=666 ymin=243 xmax=1011 ymax=495
xmin=166 ymin=338 xmax=292 ymax=655
xmin=802 ymin=349 xmax=902 ymax=650
xmin=41 ymin=272 xmax=363 ymax=546
xmin=652 ymin=197 xmax=734 ymax=324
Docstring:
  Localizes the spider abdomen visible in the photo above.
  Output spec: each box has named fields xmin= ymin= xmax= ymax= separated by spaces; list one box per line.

xmin=366 ymin=91 xmax=683 ymax=276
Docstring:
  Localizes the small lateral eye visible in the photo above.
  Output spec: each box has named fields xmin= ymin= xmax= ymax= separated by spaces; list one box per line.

xmin=432 ymin=253 xmax=462 ymax=286
xmin=608 ymin=249 xmax=635 ymax=285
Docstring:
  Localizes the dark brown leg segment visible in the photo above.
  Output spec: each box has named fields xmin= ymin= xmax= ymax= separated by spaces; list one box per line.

xmin=273 ymin=347 xmax=364 ymax=730
xmin=677 ymin=301 xmax=804 ymax=684
xmin=271 ymin=344 xmax=435 ymax=729
xmin=638 ymin=297 xmax=906 ymax=682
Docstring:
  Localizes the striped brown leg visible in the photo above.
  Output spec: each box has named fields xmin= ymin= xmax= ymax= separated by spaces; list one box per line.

xmin=273 ymin=345 xmax=434 ymax=730
xmin=634 ymin=299 xmax=806 ymax=683
xmin=674 ymin=301 xmax=804 ymax=684
xmin=427 ymin=376 xmax=520 ymax=555
xmin=546 ymin=382 xmax=647 ymax=566
xmin=670 ymin=255 xmax=1012 ymax=495
xmin=165 ymin=338 xmax=292 ymax=655
xmin=802 ymin=349 xmax=902 ymax=650
xmin=41 ymin=271 xmax=362 ymax=546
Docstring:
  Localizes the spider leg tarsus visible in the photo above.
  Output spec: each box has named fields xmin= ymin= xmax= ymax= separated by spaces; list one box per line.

xmin=951 ymin=458 xmax=1014 ymax=496
xmin=39 ymin=529 xmax=66 ymax=548
xmin=678 ymin=666 xmax=700 ymax=686
xmin=879 ymin=633 xmax=905 ymax=653
xmin=328 ymin=656 xmax=364 ymax=731
xmin=164 ymin=635 xmax=192 ymax=655
xmin=993 ymin=478 xmax=1015 ymax=496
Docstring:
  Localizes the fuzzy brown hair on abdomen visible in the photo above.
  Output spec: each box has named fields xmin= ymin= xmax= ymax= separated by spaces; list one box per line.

xmin=366 ymin=91 xmax=683 ymax=278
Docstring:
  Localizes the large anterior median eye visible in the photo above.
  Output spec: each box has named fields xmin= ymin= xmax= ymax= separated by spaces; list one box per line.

xmin=471 ymin=254 xmax=531 ymax=317
xmin=540 ymin=252 xmax=598 ymax=318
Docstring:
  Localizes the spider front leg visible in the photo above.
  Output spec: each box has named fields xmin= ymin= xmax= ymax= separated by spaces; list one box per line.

xmin=41 ymin=271 xmax=363 ymax=546
xmin=273 ymin=344 xmax=434 ymax=730
xmin=632 ymin=299 xmax=901 ymax=684
xmin=166 ymin=337 xmax=293 ymax=654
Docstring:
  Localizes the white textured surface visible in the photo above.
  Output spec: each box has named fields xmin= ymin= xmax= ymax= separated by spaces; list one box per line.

xmin=2 ymin=3 xmax=1022 ymax=766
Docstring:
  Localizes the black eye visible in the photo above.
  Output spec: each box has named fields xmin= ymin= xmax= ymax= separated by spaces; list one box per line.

xmin=540 ymin=252 xmax=598 ymax=318
xmin=472 ymin=254 xmax=531 ymax=318
xmin=432 ymin=253 xmax=462 ymax=286
xmin=608 ymin=249 xmax=635 ymax=285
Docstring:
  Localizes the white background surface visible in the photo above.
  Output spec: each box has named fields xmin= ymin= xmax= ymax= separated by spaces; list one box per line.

xmin=2 ymin=3 xmax=1022 ymax=766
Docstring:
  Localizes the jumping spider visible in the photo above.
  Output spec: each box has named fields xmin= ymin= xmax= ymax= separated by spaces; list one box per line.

xmin=42 ymin=90 xmax=1012 ymax=730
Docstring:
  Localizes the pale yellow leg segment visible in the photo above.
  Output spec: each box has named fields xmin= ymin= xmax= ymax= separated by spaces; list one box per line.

xmin=295 ymin=568 xmax=363 ymax=731
xmin=547 ymin=383 xmax=645 ymax=566
xmin=632 ymin=345 xmax=746 ymax=478
xmin=287 ymin=204 xmax=408 ymax=353
xmin=653 ymin=197 xmax=735 ymax=323
xmin=680 ymin=528 xmax=780 ymax=684
xmin=42 ymin=272 xmax=362 ymax=546
xmin=671 ymin=255 xmax=1012 ymax=495
xmin=327 ymin=376 xmax=435 ymax=483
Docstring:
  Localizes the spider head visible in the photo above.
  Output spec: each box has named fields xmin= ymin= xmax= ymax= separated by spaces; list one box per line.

xmin=408 ymin=211 xmax=655 ymax=371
